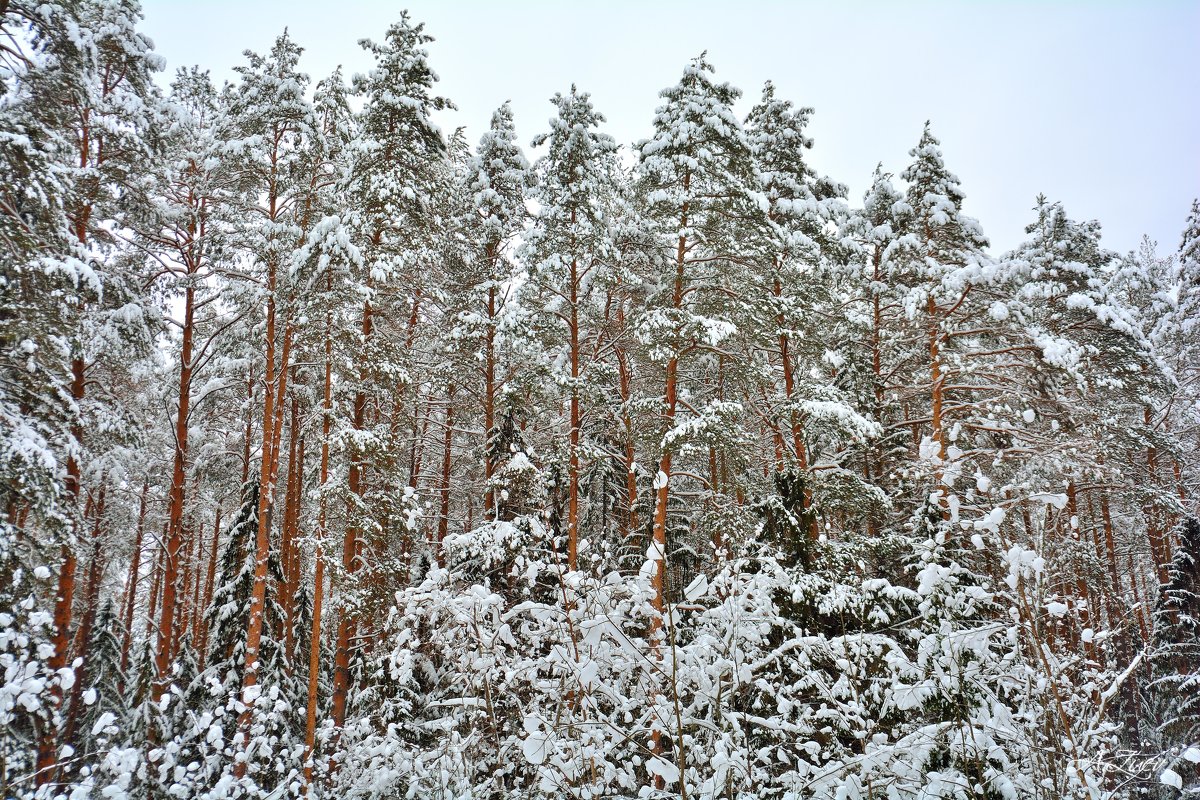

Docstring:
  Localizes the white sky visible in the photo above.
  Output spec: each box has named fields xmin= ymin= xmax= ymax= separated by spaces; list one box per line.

xmin=140 ymin=0 xmax=1199 ymax=255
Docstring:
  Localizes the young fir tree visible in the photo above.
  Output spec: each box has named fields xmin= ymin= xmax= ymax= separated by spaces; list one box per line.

xmin=191 ymin=482 xmax=302 ymax=795
xmin=1150 ymin=517 xmax=1200 ymax=795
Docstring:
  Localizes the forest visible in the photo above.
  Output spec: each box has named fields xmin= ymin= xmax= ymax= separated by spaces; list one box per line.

xmin=2 ymin=1 xmax=1199 ymax=798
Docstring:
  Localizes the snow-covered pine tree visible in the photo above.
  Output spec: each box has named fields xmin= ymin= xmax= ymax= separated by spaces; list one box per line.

xmin=453 ymin=101 xmax=534 ymax=525
xmin=632 ymin=51 xmax=768 ymax=781
xmin=743 ymin=80 xmax=879 ymax=541
xmin=525 ymin=86 xmax=621 ymax=571
xmin=328 ymin=9 xmax=450 ymax=752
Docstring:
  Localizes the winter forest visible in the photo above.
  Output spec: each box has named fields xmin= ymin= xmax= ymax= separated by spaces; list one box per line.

xmin=2 ymin=1 xmax=1199 ymax=798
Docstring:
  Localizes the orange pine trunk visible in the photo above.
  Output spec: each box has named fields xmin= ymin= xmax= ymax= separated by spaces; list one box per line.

xmin=927 ymin=294 xmax=948 ymax=513
xmin=437 ymin=384 xmax=455 ymax=557
xmin=567 ymin=253 xmax=581 ymax=571
xmin=120 ymin=481 xmax=150 ymax=675
xmin=484 ymin=278 xmax=497 ymax=519
xmin=615 ymin=298 xmax=638 ymax=539
xmin=155 ymin=284 xmax=196 ymax=697
xmin=197 ymin=507 xmax=221 ymax=669
xmin=303 ymin=304 xmax=335 ymax=793
xmin=329 ymin=296 xmax=372 ymax=753
xmin=38 ymin=354 xmax=86 ymax=785
xmin=282 ymin=398 xmax=301 ymax=660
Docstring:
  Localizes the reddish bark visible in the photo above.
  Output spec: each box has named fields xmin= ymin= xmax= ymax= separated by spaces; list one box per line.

xmin=282 ymin=397 xmax=301 ymax=659
xmin=437 ymin=384 xmax=456 ymax=558
xmin=567 ymin=245 xmax=582 ymax=571
xmin=1144 ymin=407 xmax=1170 ymax=590
xmin=197 ymin=507 xmax=221 ymax=669
xmin=155 ymin=282 xmax=197 ymax=697
xmin=927 ymin=293 xmax=948 ymax=515
xmin=38 ymin=354 xmax=86 ymax=785
xmin=63 ymin=483 xmax=108 ymax=750
xmin=120 ymin=481 xmax=150 ymax=675
xmin=775 ymin=274 xmax=816 ymax=540
xmin=303 ymin=302 xmax=335 ymax=793
xmin=329 ymin=295 xmax=373 ymax=748
xmin=651 ymin=194 xmax=688 ymax=634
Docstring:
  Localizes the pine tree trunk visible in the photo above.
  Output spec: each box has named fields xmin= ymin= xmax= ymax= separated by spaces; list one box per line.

xmin=437 ymin=384 xmax=456 ymax=558
xmin=242 ymin=368 xmax=254 ymax=486
xmin=409 ymin=401 xmax=429 ymax=491
xmin=144 ymin=522 xmax=168 ymax=651
xmin=303 ymin=304 xmax=334 ymax=794
xmin=329 ymin=295 xmax=373 ymax=750
xmin=120 ymin=480 xmax=150 ymax=675
xmin=567 ymin=250 xmax=581 ymax=572
xmin=484 ymin=274 xmax=498 ymax=520
xmin=1098 ymin=483 xmax=1139 ymax=737
xmin=190 ymin=509 xmax=205 ymax=643
xmin=155 ymin=284 xmax=196 ymax=697
xmin=197 ymin=507 xmax=221 ymax=670
xmin=1145 ymin=407 xmax=1170 ymax=590
xmin=283 ymin=397 xmax=301 ymax=661
xmin=927 ymin=294 xmax=948 ymax=504
xmin=1066 ymin=482 xmax=1096 ymax=663
xmin=868 ymin=246 xmax=885 ymax=537
xmin=38 ymin=350 xmax=86 ymax=786
xmin=651 ymin=223 xmax=686 ymax=632
xmin=615 ymin=296 xmax=638 ymax=540
xmin=236 ymin=260 xmax=281 ymax=769
xmin=63 ymin=483 xmax=107 ymax=753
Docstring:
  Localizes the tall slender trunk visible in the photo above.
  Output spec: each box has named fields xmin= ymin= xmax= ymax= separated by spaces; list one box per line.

xmin=236 ymin=255 xmax=281 ymax=764
xmin=409 ymin=402 xmax=430 ymax=491
xmin=120 ymin=481 xmax=150 ymax=675
xmin=1098 ymin=480 xmax=1139 ymax=737
xmin=242 ymin=369 xmax=254 ymax=486
xmin=437 ymin=384 xmax=456 ymax=558
xmin=329 ymin=294 xmax=372 ymax=750
xmin=172 ymin=514 xmax=196 ymax=664
xmin=484 ymin=271 xmax=498 ymax=519
xmin=64 ymin=483 xmax=107 ymax=750
xmin=144 ymin=522 xmax=167 ymax=652
xmin=651 ymin=182 xmax=688 ymax=640
xmin=868 ymin=246 xmax=885 ymax=537
xmin=155 ymin=284 xmax=196 ymax=697
xmin=190 ymin=509 xmax=205 ymax=643
xmin=1066 ymin=482 xmax=1096 ymax=663
xmin=775 ymin=272 xmax=816 ymax=539
xmin=197 ymin=507 xmax=221 ymax=670
xmin=282 ymin=397 xmax=301 ymax=660
xmin=303 ymin=300 xmax=335 ymax=794
xmin=926 ymin=293 xmax=950 ymax=524
xmin=1144 ymin=407 xmax=1170 ymax=590
xmin=646 ymin=207 xmax=685 ymax=781
xmin=615 ymin=297 xmax=638 ymax=539
xmin=567 ymin=247 xmax=581 ymax=571
xmin=38 ymin=345 xmax=87 ymax=785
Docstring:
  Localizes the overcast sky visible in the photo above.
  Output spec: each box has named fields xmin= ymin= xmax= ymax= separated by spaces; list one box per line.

xmin=139 ymin=0 xmax=1198 ymax=255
